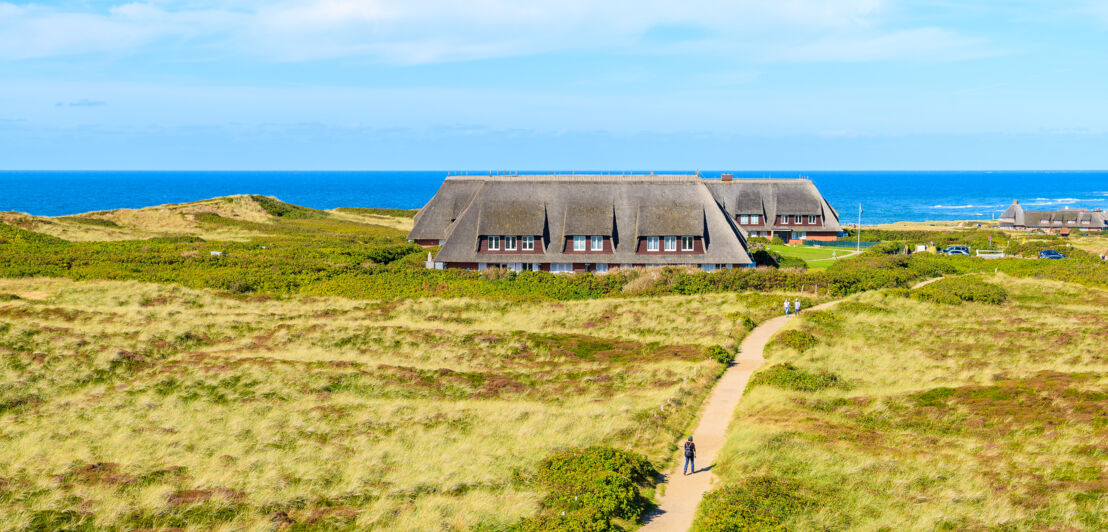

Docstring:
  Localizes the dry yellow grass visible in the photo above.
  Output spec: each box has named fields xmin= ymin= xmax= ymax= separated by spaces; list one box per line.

xmin=0 ymin=278 xmax=795 ymax=530
xmin=703 ymin=275 xmax=1108 ymax=530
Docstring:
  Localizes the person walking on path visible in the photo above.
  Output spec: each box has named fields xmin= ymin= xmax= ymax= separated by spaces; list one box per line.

xmin=683 ymin=436 xmax=696 ymax=475
xmin=794 ymin=297 xmax=802 ymax=315
xmin=783 ymin=299 xmax=791 ymax=317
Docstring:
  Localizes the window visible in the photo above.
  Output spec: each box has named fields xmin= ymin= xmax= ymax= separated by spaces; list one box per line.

xmin=550 ymin=263 xmax=572 ymax=273
xmin=751 ymin=215 xmax=759 ymax=224
xmin=739 ymin=215 xmax=749 ymax=224
xmin=505 ymin=236 xmax=517 ymax=250
xmin=522 ymin=236 xmax=535 ymax=250
xmin=595 ymin=263 xmax=609 ymax=273
xmin=808 ymin=215 xmax=818 ymax=224
xmin=681 ymin=236 xmax=694 ymax=251
xmin=573 ymin=235 xmax=586 ymax=251
xmin=591 ymin=235 xmax=603 ymax=251
xmin=646 ymin=236 xmax=659 ymax=251
xmin=783 ymin=215 xmax=791 ymax=224
xmin=488 ymin=236 xmax=500 ymax=250
xmin=664 ymin=236 xmax=677 ymax=251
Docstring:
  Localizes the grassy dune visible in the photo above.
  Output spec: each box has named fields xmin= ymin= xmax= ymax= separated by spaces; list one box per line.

xmin=0 ymin=277 xmax=802 ymax=530
xmin=697 ymin=275 xmax=1108 ymax=530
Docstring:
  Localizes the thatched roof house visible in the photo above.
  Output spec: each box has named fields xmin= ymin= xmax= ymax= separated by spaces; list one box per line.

xmin=409 ymin=174 xmax=841 ymax=272
xmin=999 ymin=200 xmax=1107 ymax=233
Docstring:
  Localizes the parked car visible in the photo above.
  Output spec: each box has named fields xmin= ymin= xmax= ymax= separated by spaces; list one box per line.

xmin=947 ymin=249 xmax=971 ymax=256
xmin=940 ymin=245 xmax=970 ymax=255
xmin=1038 ymin=249 xmax=1065 ymax=259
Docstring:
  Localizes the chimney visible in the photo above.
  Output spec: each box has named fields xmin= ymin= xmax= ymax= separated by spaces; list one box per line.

xmin=721 ymin=173 xmax=733 ymax=182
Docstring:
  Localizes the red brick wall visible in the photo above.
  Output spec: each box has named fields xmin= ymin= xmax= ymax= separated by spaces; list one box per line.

xmin=636 ymin=236 xmax=704 ymax=254
xmin=444 ymin=262 xmax=479 ymax=270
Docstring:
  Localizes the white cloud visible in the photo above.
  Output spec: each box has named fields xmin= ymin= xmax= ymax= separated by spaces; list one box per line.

xmin=0 ymin=0 xmax=991 ymax=63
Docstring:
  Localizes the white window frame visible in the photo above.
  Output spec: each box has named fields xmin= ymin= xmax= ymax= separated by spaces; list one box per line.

xmin=505 ymin=236 xmax=517 ymax=250
xmin=681 ymin=236 xmax=694 ymax=251
xmin=808 ymin=215 xmax=818 ymax=224
xmin=573 ymin=235 xmax=586 ymax=251
xmin=739 ymin=215 xmax=749 ymax=224
xmin=590 ymin=235 xmax=603 ymax=251
xmin=751 ymin=215 xmax=759 ymax=224
xmin=550 ymin=263 xmax=572 ymax=273
xmin=488 ymin=235 xmax=500 ymax=250
xmin=646 ymin=236 xmax=659 ymax=252
xmin=783 ymin=215 xmax=792 ymax=224
xmin=522 ymin=236 xmax=535 ymax=250
xmin=664 ymin=236 xmax=677 ymax=252
xmin=595 ymin=263 xmax=609 ymax=273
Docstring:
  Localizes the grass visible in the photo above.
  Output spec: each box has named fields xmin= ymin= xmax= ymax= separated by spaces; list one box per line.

xmin=0 ymin=277 xmax=803 ymax=530
xmin=698 ymin=275 xmax=1108 ymax=530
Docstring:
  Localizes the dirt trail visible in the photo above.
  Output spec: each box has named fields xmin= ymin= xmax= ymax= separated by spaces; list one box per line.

xmin=639 ymin=299 xmax=840 ymax=531
xmin=640 ymin=277 xmax=942 ymax=531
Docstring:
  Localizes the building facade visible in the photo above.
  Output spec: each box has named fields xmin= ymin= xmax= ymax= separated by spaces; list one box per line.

xmin=408 ymin=174 xmax=842 ymax=271
xmin=998 ymin=200 xmax=1107 ymax=233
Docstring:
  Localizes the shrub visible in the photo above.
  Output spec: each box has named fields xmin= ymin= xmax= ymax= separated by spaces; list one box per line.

xmin=911 ymin=277 xmax=1008 ymax=306
xmin=0 ymin=293 xmax=21 ymax=302
xmin=769 ymin=236 xmax=785 ymax=245
xmin=835 ymin=301 xmax=889 ymax=314
xmin=693 ymin=476 xmax=818 ymax=532
xmin=727 ymin=312 xmax=757 ymax=331
xmin=801 ymin=310 xmax=842 ymax=328
xmin=707 ymin=345 xmax=734 ymax=365
xmin=524 ymin=446 xmax=656 ymax=530
xmin=748 ymin=363 xmax=844 ymax=392
xmin=768 ymin=330 xmax=818 ymax=353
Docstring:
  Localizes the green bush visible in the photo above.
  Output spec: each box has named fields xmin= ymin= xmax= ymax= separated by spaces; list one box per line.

xmin=768 ymin=330 xmax=818 ymax=353
xmin=250 ymin=195 xmax=325 ymax=219
xmin=0 ymin=293 xmax=21 ymax=302
xmin=834 ymin=301 xmax=889 ymax=314
xmin=801 ymin=310 xmax=842 ymax=328
xmin=769 ymin=236 xmax=785 ymax=245
xmin=693 ymin=476 xmax=818 ymax=532
xmin=749 ymin=363 xmax=844 ymax=392
xmin=911 ymin=277 xmax=1008 ymax=305
xmin=522 ymin=446 xmax=657 ymax=530
xmin=707 ymin=345 xmax=734 ymax=365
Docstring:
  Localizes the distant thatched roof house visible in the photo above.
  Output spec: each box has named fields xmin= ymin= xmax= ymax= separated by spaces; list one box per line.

xmin=409 ymin=174 xmax=841 ymax=272
xmin=999 ymin=200 xmax=1107 ymax=233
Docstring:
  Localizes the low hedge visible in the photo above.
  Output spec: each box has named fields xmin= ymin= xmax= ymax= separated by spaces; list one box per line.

xmin=911 ymin=277 xmax=1008 ymax=305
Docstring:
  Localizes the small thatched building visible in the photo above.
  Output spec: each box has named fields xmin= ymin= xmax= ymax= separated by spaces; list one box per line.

xmin=998 ymin=200 xmax=1107 ymax=233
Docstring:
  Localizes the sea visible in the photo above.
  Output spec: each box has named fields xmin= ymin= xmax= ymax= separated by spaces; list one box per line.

xmin=2 ymin=171 xmax=1106 ymax=224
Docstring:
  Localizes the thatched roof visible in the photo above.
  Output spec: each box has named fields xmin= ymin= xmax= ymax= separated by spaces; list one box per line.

xmin=702 ymin=178 xmax=842 ymax=232
xmin=636 ymin=203 xmax=703 ymax=236
xmin=478 ymin=201 xmax=546 ymax=235
xmin=420 ymin=174 xmax=753 ymax=265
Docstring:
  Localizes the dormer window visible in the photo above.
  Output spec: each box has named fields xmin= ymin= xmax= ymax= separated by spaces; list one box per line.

xmin=808 ymin=215 xmax=819 ymax=224
xmin=591 ymin=235 xmax=603 ymax=251
xmin=681 ymin=236 xmax=694 ymax=251
xmin=664 ymin=236 xmax=677 ymax=251
xmin=505 ymin=236 xmax=517 ymax=250
xmin=647 ymin=236 xmax=659 ymax=251
xmin=522 ymin=236 xmax=535 ymax=250
xmin=488 ymin=236 xmax=500 ymax=250
xmin=573 ymin=235 xmax=586 ymax=251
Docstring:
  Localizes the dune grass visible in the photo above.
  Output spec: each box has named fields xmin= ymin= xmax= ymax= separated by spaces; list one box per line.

xmin=0 ymin=277 xmax=806 ymax=530
xmin=697 ymin=275 xmax=1108 ymax=530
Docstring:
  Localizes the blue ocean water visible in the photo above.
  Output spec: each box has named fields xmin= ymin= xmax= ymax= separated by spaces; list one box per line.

xmin=1 ymin=171 xmax=1106 ymax=224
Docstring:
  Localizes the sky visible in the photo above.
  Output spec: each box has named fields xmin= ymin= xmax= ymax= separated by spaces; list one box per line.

xmin=1 ymin=0 xmax=1107 ymax=170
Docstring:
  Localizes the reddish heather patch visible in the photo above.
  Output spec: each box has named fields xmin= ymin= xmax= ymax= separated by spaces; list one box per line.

xmin=167 ymin=488 xmax=244 ymax=506
xmin=55 ymin=462 xmax=136 ymax=486
xmin=304 ymin=506 xmax=358 ymax=524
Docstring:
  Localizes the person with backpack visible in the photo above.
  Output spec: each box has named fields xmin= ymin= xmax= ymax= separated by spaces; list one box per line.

xmin=683 ymin=436 xmax=696 ymax=475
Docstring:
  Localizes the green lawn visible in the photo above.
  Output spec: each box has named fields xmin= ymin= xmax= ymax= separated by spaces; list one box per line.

xmin=767 ymin=244 xmax=855 ymax=270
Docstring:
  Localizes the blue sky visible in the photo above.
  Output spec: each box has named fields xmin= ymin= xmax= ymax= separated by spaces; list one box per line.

xmin=1 ymin=0 xmax=1106 ymax=170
